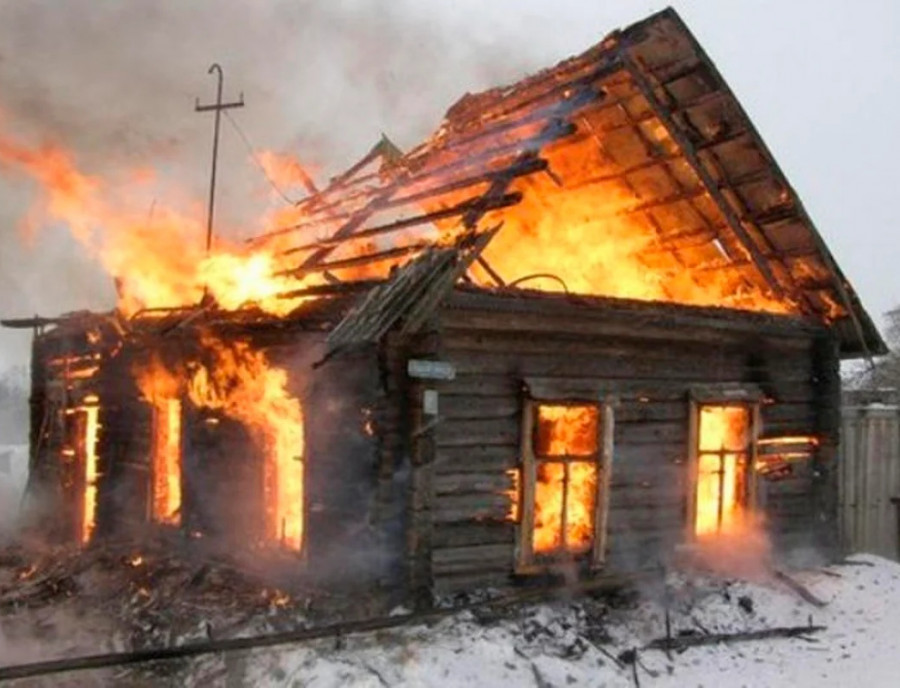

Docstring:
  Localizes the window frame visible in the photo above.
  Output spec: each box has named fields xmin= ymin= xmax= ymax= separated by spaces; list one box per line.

xmin=685 ymin=385 xmax=762 ymax=541
xmin=516 ymin=397 xmax=615 ymax=573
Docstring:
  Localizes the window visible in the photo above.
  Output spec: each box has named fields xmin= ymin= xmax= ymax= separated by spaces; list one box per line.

xmin=149 ymin=398 xmax=183 ymax=526
xmin=687 ymin=393 xmax=760 ymax=538
xmin=517 ymin=400 xmax=614 ymax=571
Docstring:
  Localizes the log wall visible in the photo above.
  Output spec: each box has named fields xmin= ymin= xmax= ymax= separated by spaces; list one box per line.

xmin=414 ymin=291 xmax=841 ymax=594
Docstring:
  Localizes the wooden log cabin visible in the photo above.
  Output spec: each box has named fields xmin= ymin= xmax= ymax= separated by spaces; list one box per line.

xmin=3 ymin=8 xmax=885 ymax=602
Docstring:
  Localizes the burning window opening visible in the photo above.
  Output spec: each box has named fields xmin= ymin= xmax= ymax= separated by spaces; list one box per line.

xmin=131 ymin=337 xmax=305 ymax=552
xmin=755 ymin=435 xmax=819 ymax=480
xmin=523 ymin=404 xmax=603 ymax=560
xmin=693 ymin=404 xmax=754 ymax=537
xmin=76 ymin=395 xmax=101 ymax=545
xmin=135 ymin=359 xmax=185 ymax=527
xmin=150 ymin=398 xmax=183 ymax=526
xmin=185 ymin=335 xmax=305 ymax=553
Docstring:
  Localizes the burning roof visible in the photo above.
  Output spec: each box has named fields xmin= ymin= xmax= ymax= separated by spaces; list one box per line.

xmin=0 ymin=8 xmax=884 ymax=358
xmin=246 ymin=7 xmax=883 ymax=357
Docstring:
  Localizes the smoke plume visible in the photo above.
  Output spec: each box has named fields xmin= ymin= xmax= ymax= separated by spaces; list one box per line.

xmin=0 ymin=0 xmax=547 ymax=367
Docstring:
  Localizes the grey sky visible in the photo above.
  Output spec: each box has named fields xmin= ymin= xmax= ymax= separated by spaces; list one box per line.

xmin=1 ymin=0 xmax=897 ymax=367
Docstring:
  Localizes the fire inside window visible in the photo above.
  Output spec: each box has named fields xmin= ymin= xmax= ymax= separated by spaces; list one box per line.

xmin=74 ymin=395 xmax=101 ymax=545
xmin=518 ymin=401 xmax=613 ymax=569
xmin=150 ymin=399 xmax=182 ymax=526
xmin=693 ymin=404 xmax=754 ymax=536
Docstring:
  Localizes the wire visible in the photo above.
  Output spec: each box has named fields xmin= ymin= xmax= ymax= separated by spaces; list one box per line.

xmin=222 ymin=110 xmax=296 ymax=206
xmin=507 ymin=272 xmax=570 ymax=294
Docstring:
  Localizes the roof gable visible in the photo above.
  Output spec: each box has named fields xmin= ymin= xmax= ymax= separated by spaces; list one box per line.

xmin=250 ymin=8 xmax=884 ymax=358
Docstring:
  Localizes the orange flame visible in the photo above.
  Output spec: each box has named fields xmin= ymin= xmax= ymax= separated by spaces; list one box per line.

xmin=134 ymin=358 xmax=183 ymax=526
xmin=0 ymin=129 xmax=321 ymax=317
xmin=430 ymin=133 xmax=797 ymax=315
xmin=187 ymin=334 xmax=304 ymax=552
xmin=695 ymin=406 xmax=750 ymax=537
xmin=78 ymin=395 xmax=101 ymax=545
xmin=1 ymin=121 xmax=800 ymax=320
xmin=532 ymin=405 xmax=598 ymax=555
xmin=757 ymin=436 xmax=819 ymax=447
xmin=150 ymin=399 xmax=182 ymax=526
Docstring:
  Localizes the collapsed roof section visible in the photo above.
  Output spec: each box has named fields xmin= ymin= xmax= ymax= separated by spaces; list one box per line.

xmin=247 ymin=8 xmax=883 ymax=358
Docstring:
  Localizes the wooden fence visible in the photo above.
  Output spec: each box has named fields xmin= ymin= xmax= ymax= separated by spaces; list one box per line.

xmin=839 ymin=390 xmax=900 ymax=560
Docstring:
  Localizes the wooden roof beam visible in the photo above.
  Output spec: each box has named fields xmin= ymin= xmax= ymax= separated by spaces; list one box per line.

xmin=277 ymin=242 xmax=429 ymax=279
xmin=623 ymin=55 xmax=786 ymax=299
xmin=281 ymin=192 xmax=522 ymax=257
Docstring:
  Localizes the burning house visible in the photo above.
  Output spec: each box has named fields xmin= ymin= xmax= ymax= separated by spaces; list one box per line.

xmin=1 ymin=8 xmax=886 ymax=603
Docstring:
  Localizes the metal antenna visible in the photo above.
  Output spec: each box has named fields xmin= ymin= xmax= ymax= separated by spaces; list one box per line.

xmin=195 ymin=64 xmax=244 ymax=254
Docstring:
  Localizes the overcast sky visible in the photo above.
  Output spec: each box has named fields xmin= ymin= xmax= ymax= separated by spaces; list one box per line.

xmin=1 ymin=0 xmax=897 ymax=368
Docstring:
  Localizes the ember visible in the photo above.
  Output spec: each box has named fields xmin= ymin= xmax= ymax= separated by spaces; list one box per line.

xmin=16 ymin=564 xmax=37 ymax=581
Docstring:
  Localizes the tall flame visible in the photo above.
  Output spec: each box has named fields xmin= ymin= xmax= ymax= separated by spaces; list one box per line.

xmin=134 ymin=358 xmax=183 ymax=526
xmin=0 ymin=128 xmax=316 ymax=317
xmin=151 ymin=399 xmax=183 ymax=526
xmin=186 ymin=334 xmax=304 ymax=551
xmin=79 ymin=395 xmax=101 ymax=544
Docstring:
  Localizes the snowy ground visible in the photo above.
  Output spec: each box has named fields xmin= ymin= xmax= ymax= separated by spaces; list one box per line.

xmin=2 ymin=553 xmax=898 ymax=686
xmin=225 ymin=554 xmax=900 ymax=688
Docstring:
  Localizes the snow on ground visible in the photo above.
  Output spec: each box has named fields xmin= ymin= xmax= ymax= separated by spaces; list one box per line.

xmin=223 ymin=554 xmax=900 ymax=688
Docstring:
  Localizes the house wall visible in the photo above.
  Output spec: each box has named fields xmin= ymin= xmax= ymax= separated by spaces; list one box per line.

xmin=407 ymin=291 xmax=842 ymax=595
xmin=26 ymin=321 xmax=104 ymax=541
xmin=25 ymin=320 xmax=409 ymax=601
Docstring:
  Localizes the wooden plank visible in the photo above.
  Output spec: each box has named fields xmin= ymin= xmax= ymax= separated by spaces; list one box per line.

xmin=439 ymin=395 xmax=520 ymax=420
xmin=434 ymin=472 xmax=517 ymax=496
xmin=435 ymin=417 xmax=520 ymax=447
xmin=441 ymin=328 xmax=812 ymax=358
xmin=434 ymin=445 xmax=518 ymax=474
xmin=444 ymin=349 xmax=812 ymax=382
xmin=609 ymin=463 xmax=685 ymax=490
xmin=440 ymin=295 xmax=821 ymax=342
xmin=523 ymin=377 xmax=816 ymax=404
xmin=762 ymin=403 xmax=817 ymax=426
xmin=432 ymin=543 xmax=515 ymax=575
xmin=762 ymin=418 xmax=819 ymax=437
xmin=283 ymin=192 xmax=522 ymax=255
xmin=616 ymin=421 xmax=687 ymax=446
xmin=607 ymin=490 xmax=684 ymax=511
xmin=616 ymin=401 xmax=688 ymax=424
xmin=432 ymin=523 xmax=516 ymax=549
xmin=613 ymin=442 xmax=687 ymax=467
xmin=433 ymin=493 xmax=513 ymax=524
xmin=606 ymin=534 xmax=681 ymax=571
xmin=440 ymin=374 xmax=521 ymax=398
xmin=764 ymin=478 xmax=815 ymax=497
xmin=432 ymin=570 xmax=513 ymax=595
